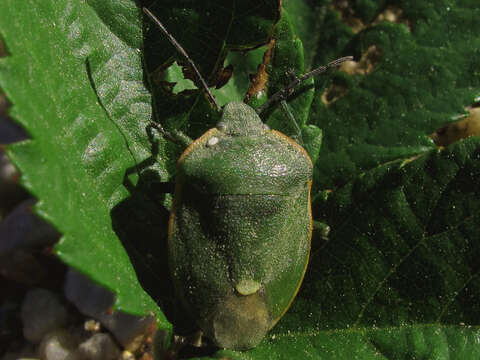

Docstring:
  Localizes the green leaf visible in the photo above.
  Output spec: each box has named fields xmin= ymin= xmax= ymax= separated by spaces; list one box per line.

xmin=289 ymin=0 xmax=480 ymax=191
xmin=211 ymin=324 xmax=480 ymax=359
xmin=310 ymin=138 xmax=480 ymax=331
xmin=0 ymin=0 xmax=170 ymax=332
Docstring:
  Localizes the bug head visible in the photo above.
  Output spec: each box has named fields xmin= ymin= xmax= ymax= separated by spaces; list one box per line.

xmin=216 ymin=102 xmax=269 ymax=137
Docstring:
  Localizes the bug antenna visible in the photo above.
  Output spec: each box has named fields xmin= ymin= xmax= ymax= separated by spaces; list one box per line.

xmin=256 ymin=56 xmax=354 ymax=114
xmin=143 ymin=7 xmax=221 ymax=112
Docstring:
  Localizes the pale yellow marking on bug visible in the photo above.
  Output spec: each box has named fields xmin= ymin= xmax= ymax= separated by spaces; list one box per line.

xmin=236 ymin=279 xmax=262 ymax=296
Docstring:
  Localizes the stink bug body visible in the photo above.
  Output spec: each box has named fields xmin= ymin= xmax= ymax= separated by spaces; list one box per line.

xmin=170 ymin=102 xmax=313 ymax=349
xmin=143 ymin=7 xmax=352 ymax=350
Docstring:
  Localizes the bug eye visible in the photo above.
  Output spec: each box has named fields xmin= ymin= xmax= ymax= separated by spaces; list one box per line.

xmin=217 ymin=122 xmax=227 ymax=131
xmin=263 ymin=124 xmax=270 ymax=131
xmin=206 ymin=136 xmax=219 ymax=147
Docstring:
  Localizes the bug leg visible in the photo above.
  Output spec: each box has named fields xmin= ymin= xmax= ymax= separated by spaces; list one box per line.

xmin=277 ymin=100 xmax=323 ymax=164
xmin=256 ymin=56 xmax=353 ymax=114
xmin=285 ymin=68 xmax=299 ymax=86
xmin=280 ymin=99 xmax=302 ymax=140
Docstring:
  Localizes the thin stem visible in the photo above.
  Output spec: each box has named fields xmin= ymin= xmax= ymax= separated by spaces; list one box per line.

xmin=143 ymin=7 xmax=220 ymax=112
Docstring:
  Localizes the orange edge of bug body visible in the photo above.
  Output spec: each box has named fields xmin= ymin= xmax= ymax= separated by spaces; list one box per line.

xmin=269 ymin=129 xmax=313 ymax=327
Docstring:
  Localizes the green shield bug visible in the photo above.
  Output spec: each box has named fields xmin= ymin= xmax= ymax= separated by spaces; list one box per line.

xmin=143 ymin=7 xmax=352 ymax=350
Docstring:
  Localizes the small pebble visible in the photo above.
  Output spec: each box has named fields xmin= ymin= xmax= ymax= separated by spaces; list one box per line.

xmin=84 ymin=320 xmax=101 ymax=333
xmin=76 ymin=333 xmax=120 ymax=360
xmin=65 ymin=269 xmax=156 ymax=351
xmin=38 ymin=330 xmax=77 ymax=360
xmin=64 ymin=269 xmax=115 ymax=316
xmin=97 ymin=312 xmax=156 ymax=352
xmin=21 ymin=288 xmax=68 ymax=343
xmin=0 ymin=152 xmax=17 ymax=182
xmin=0 ymin=199 xmax=60 ymax=256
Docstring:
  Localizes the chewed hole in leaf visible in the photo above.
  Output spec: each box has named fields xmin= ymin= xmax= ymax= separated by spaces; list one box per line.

xmin=342 ymin=45 xmax=381 ymax=75
xmin=332 ymin=0 xmax=365 ymax=33
xmin=333 ymin=2 xmax=410 ymax=33
xmin=321 ymin=83 xmax=349 ymax=105
xmin=321 ymin=46 xmax=380 ymax=105
xmin=373 ymin=5 xmax=411 ymax=31
xmin=431 ymin=107 xmax=480 ymax=147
